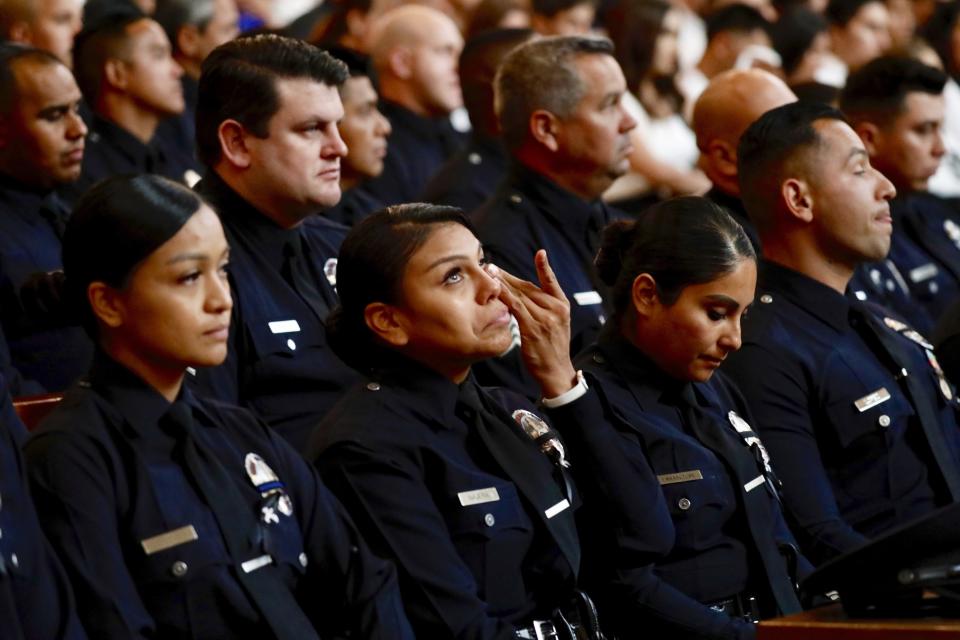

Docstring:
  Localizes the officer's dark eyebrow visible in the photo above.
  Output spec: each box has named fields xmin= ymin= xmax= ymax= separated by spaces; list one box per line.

xmin=166 ymin=247 xmax=230 ymax=264
xmin=704 ymin=294 xmax=743 ymax=309
xmin=425 ymin=243 xmax=483 ymax=271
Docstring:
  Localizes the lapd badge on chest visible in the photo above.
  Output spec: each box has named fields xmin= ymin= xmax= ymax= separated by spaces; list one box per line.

xmin=245 ymin=453 xmax=294 ymax=524
xmin=728 ymin=411 xmax=773 ymax=473
xmin=512 ymin=409 xmax=570 ymax=468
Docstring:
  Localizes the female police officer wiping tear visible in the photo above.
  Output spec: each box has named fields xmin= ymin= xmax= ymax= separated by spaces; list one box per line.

xmin=545 ymin=197 xmax=810 ymax=640
xmin=23 ymin=175 xmax=414 ymax=640
xmin=308 ymin=203 xmax=601 ymax=639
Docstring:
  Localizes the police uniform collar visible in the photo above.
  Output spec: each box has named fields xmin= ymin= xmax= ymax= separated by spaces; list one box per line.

xmin=0 ymin=171 xmax=53 ymax=199
xmin=370 ymin=356 xmax=464 ymax=429
xmin=506 ymin=161 xmax=602 ymax=230
xmin=90 ymin=114 xmax=167 ymax=166
xmin=759 ymin=259 xmax=850 ymax=331
xmin=596 ymin=329 xmax=705 ymax=409
xmin=379 ymin=99 xmax=454 ymax=140
xmin=86 ymin=350 xmax=191 ymax=440
xmin=196 ymin=169 xmax=301 ymax=269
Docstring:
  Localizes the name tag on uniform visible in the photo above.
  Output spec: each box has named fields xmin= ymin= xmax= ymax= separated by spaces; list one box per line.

xmin=744 ymin=475 xmax=765 ymax=493
xmin=140 ymin=525 xmax=198 ymax=555
xmin=268 ymin=320 xmax=301 ymax=334
xmin=854 ymin=387 xmax=891 ymax=412
xmin=657 ymin=470 xmax=704 ymax=485
xmin=909 ymin=263 xmax=938 ymax=283
xmin=458 ymin=487 xmax=500 ymax=506
xmin=241 ymin=554 xmax=273 ymax=573
xmin=545 ymin=499 xmax=570 ymax=519
xmin=573 ymin=291 xmax=603 ymax=306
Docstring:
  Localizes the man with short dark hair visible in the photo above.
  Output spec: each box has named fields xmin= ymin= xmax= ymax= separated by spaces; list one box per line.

xmin=321 ymin=46 xmax=390 ymax=227
xmin=724 ymin=101 xmax=960 ymax=564
xmin=0 ymin=0 xmax=83 ymax=67
xmin=153 ymin=0 xmax=239 ymax=161
xmin=421 ymin=27 xmax=534 ymax=212
xmin=361 ymin=5 xmax=466 ymax=206
xmin=530 ymin=0 xmax=597 ymax=35
xmin=63 ymin=8 xmax=198 ymax=204
xmin=192 ymin=34 xmax=361 ymax=451
xmin=0 ymin=45 xmax=91 ymax=394
xmin=472 ymin=35 xmax=635 ymax=396
xmin=840 ymin=56 xmax=960 ymax=328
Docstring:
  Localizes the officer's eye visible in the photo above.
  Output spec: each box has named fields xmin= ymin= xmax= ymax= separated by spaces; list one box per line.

xmin=443 ymin=267 xmax=463 ymax=285
xmin=707 ymin=308 xmax=727 ymax=321
xmin=218 ymin=261 xmax=231 ymax=278
xmin=179 ymin=270 xmax=202 ymax=284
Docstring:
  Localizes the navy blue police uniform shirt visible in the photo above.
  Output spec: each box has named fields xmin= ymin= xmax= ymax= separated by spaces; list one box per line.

xmin=882 ymin=193 xmax=960 ymax=324
xmin=0 ymin=371 xmax=87 ymax=640
xmin=24 ymin=353 xmax=413 ymax=640
xmin=191 ymin=171 xmax=361 ymax=452
xmin=420 ymin=133 xmax=509 ymax=212
xmin=361 ymin=100 xmax=467 ymax=207
xmin=156 ymin=75 xmax=200 ymax=168
xmin=0 ymin=174 xmax=92 ymax=394
xmin=545 ymin=330 xmax=804 ymax=640
xmin=309 ymin=360 xmax=581 ymax=640
xmin=848 ymin=260 xmax=936 ymax=336
xmin=723 ymin=260 xmax=960 ymax=565
xmin=59 ymin=115 xmax=200 ymax=205
xmin=321 ymin=184 xmax=384 ymax=228
xmin=471 ymin=163 xmax=622 ymax=398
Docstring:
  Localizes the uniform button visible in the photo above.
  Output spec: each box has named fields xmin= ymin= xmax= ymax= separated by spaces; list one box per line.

xmin=878 ymin=414 xmax=891 ymax=427
xmin=509 ymin=194 xmax=522 ymax=204
xmin=286 ymin=339 xmax=296 ymax=350
xmin=678 ymin=498 xmax=692 ymax=511
xmin=468 ymin=152 xmax=482 ymax=165
xmin=299 ymin=552 xmax=308 ymax=568
xmin=10 ymin=553 xmax=18 ymax=569
xmin=171 ymin=560 xmax=188 ymax=578
xmin=931 ymin=282 xmax=940 ymax=294
xmin=760 ymin=294 xmax=773 ymax=304
xmin=484 ymin=513 xmax=496 ymax=527
xmin=367 ymin=382 xmax=381 ymax=391
xmin=592 ymin=354 xmax=605 ymax=364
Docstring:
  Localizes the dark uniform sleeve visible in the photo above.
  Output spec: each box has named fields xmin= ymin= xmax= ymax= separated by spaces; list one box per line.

xmin=0 ymin=378 xmax=87 ymax=640
xmin=264 ymin=429 xmax=415 ymax=640
xmin=546 ymin=387 xmax=758 ymax=640
xmin=316 ymin=442 xmax=519 ymax=640
xmin=722 ymin=343 xmax=869 ymax=562
xmin=25 ymin=429 xmax=158 ymax=638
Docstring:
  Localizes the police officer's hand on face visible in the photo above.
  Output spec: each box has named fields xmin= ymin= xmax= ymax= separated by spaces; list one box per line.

xmin=494 ymin=250 xmax=578 ymax=398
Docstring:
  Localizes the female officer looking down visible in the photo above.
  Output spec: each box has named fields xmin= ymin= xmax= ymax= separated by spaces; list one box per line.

xmin=308 ymin=204 xmax=597 ymax=639
xmin=545 ymin=197 xmax=808 ymax=639
xmin=23 ymin=175 xmax=414 ymax=640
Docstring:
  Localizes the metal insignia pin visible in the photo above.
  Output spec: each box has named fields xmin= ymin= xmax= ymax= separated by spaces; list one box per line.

xmin=512 ymin=409 xmax=570 ymax=468
xmin=884 ymin=317 xmax=908 ymax=332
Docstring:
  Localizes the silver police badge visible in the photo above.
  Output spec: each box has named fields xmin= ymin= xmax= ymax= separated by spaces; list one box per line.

xmin=512 ymin=409 xmax=570 ymax=468
xmin=244 ymin=453 xmax=294 ymax=518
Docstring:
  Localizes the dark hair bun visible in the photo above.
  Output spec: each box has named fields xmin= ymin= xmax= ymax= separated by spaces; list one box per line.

xmin=595 ymin=219 xmax=637 ymax=287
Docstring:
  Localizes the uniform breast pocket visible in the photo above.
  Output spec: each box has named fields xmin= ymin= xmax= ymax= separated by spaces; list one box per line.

xmin=445 ymin=483 xmax=533 ymax=606
xmin=660 ymin=476 xmax=732 ymax=551
xmin=134 ymin=523 xmax=230 ymax=587
xmin=824 ymin=386 xmax=914 ymax=450
xmin=247 ymin=318 xmax=324 ymax=362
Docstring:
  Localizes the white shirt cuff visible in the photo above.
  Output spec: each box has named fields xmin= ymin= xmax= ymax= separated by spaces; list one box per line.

xmin=542 ymin=370 xmax=589 ymax=408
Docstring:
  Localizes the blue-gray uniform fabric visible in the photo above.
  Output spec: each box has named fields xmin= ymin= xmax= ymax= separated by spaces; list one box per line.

xmin=309 ymin=361 xmax=581 ymax=640
xmin=545 ymin=331 xmax=805 ymax=640
xmin=848 ymin=260 xmax=935 ymax=337
xmin=190 ymin=171 xmax=360 ymax=451
xmin=471 ymin=163 xmax=623 ymax=399
xmin=24 ymin=353 xmax=414 ymax=640
xmin=884 ymin=194 xmax=960 ymax=324
xmin=0 ymin=174 xmax=92 ymax=394
xmin=59 ymin=115 xmax=200 ymax=205
xmin=723 ymin=260 xmax=960 ymax=565
xmin=321 ymin=185 xmax=384 ymax=227
xmin=704 ymin=188 xmax=761 ymax=256
xmin=0 ymin=371 xmax=87 ymax=640
xmin=361 ymin=100 xmax=467 ymax=207
xmin=420 ymin=134 xmax=509 ymax=212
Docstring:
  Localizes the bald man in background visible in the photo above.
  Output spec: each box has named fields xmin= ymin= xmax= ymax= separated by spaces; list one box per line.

xmin=0 ymin=0 xmax=82 ymax=67
xmin=361 ymin=4 xmax=466 ymax=205
xmin=693 ymin=68 xmax=796 ymax=251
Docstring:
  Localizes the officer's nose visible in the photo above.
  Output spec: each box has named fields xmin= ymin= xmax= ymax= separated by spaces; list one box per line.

xmin=207 ymin=271 xmax=233 ymax=315
xmin=718 ymin=320 xmax=742 ymax=353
